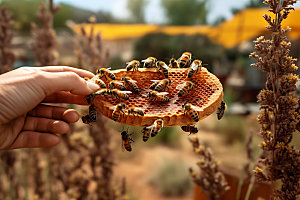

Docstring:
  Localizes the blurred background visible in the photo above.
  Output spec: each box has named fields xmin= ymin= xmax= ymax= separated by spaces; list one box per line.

xmin=0 ymin=0 xmax=299 ymax=199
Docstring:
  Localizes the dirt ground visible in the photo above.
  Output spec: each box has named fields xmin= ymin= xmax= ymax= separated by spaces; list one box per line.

xmin=112 ymin=125 xmax=251 ymax=200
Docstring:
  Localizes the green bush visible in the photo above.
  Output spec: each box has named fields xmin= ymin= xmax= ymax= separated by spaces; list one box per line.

xmin=147 ymin=158 xmax=192 ymax=196
xmin=133 ymin=33 xmax=224 ymax=72
xmin=215 ymin=115 xmax=246 ymax=144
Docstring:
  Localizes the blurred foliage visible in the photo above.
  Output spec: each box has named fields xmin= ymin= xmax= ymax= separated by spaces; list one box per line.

xmin=133 ymin=33 xmax=224 ymax=72
xmin=0 ymin=0 xmax=115 ymax=32
xmin=127 ymin=0 xmax=148 ymax=23
xmin=161 ymin=0 xmax=208 ymax=25
xmin=147 ymin=158 xmax=192 ymax=196
xmin=215 ymin=115 xmax=246 ymax=144
xmin=149 ymin=127 xmax=181 ymax=147
xmin=223 ymin=86 xmax=238 ymax=106
xmin=109 ymin=55 xmax=124 ymax=70
xmin=231 ymin=0 xmax=267 ymax=15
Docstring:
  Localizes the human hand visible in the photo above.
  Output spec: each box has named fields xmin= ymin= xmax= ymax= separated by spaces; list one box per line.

xmin=0 ymin=66 xmax=100 ymax=150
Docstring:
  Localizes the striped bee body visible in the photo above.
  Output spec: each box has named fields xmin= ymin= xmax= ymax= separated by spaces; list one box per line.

xmin=121 ymin=131 xmax=133 ymax=152
xmin=142 ymin=127 xmax=151 ymax=142
xmin=217 ymin=101 xmax=226 ymax=120
xmin=112 ymin=103 xmax=126 ymax=121
xmin=178 ymin=52 xmax=192 ymax=68
xmin=177 ymin=81 xmax=194 ymax=97
xmin=150 ymin=119 xmax=164 ymax=137
xmin=181 ymin=125 xmax=198 ymax=135
xmin=187 ymin=60 xmax=202 ymax=78
xmin=183 ymin=103 xmax=199 ymax=122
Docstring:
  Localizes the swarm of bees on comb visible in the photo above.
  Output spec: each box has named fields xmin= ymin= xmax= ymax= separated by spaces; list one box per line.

xmin=82 ymin=52 xmax=226 ymax=152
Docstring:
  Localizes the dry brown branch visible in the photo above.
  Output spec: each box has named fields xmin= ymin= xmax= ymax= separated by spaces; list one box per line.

xmin=189 ymin=136 xmax=230 ymax=200
xmin=30 ymin=2 xmax=59 ymax=66
xmin=0 ymin=7 xmax=15 ymax=74
xmin=250 ymin=1 xmax=300 ymax=199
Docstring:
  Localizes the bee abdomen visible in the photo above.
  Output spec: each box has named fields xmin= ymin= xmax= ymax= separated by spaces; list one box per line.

xmin=155 ymin=84 xmax=163 ymax=92
xmin=150 ymin=82 xmax=158 ymax=89
xmin=178 ymin=88 xmax=187 ymax=97
xmin=123 ymin=94 xmax=130 ymax=100
xmin=163 ymin=69 xmax=169 ymax=78
xmin=125 ymin=146 xmax=132 ymax=151
xmin=112 ymin=111 xmax=121 ymax=121
xmin=131 ymin=85 xmax=139 ymax=93
xmin=188 ymin=69 xmax=195 ymax=78
xmin=137 ymin=110 xmax=144 ymax=116
xmin=109 ymin=73 xmax=116 ymax=80
xmin=151 ymin=130 xmax=158 ymax=137
xmin=190 ymin=111 xmax=199 ymax=122
xmin=179 ymin=61 xmax=186 ymax=68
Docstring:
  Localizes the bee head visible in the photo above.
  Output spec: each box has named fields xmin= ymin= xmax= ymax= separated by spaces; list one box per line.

xmin=121 ymin=76 xmax=127 ymax=81
xmin=121 ymin=131 xmax=127 ymax=136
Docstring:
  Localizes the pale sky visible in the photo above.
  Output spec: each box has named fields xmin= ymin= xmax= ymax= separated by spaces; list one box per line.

xmin=55 ymin=0 xmax=300 ymax=24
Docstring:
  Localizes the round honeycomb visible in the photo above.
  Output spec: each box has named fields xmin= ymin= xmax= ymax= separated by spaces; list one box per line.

xmin=93 ymin=67 xmax=223 ymax=127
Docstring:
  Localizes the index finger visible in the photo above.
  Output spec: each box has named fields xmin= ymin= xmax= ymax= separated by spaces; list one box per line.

xmin=36 ymin=66 xmax=95 ymax=78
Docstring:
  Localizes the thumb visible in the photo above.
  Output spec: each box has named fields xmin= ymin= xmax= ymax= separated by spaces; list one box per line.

xmin=42 ymin=71 xmax=100 ymax=96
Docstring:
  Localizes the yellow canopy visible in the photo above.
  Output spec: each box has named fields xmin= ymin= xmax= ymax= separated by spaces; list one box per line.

xmin=73 ymin=8 xmax=300 ymax=48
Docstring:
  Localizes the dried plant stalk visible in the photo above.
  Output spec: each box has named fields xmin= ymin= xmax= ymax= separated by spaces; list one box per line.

xmin=189 ymin=136 xmax=230 ymax=200
xmin=30 ymin=2 xmax=60 ymax=66
xmin=0 ymin=7 xmax=15 ymax=74
xmin=69 ymin=17 xmax=127 ymax=199
xmin=249 ymin=0 xmax=300 ymax=199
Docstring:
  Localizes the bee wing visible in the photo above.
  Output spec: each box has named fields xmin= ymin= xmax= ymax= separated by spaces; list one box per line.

xmin=114 ymin=81 xmax=124 ymax=85
xmin=121 ymin=140 xmax=125 ymax=152
xmin=157 ymin=92 xmax=169 ymax=95
xmin=141 ymin=58 xmax=148 ymax=63
xmin=176 ymin=83 xmax=184 ymax=90
xmin=119 ymin=91 xmax=132 ymax=94
xmin=107 ymin=67 xmax=111 ymax=70
xmin=128 ymin=79 xmax=137 ymax=83
xmin=161 ymin=64 xmax=170 ymax=69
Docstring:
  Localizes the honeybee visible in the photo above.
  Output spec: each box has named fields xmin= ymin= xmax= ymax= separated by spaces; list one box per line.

xmin=94 ymin=79 xmax=107 ymax=88
xmin=121 ymin=76 xmax=139 ymax=94
xmin=96 ymin=68 xmax=116 ymax=81
xmin=86 ymin=89 xmax=111 ymax=104
xmin=82 ymin=115 xmax=93 ymax=124
xmin=150 ymin=79 xmax=172 ymax=92
xmin=108 ymin=80 xmax=126 ymax=90
xmin=126 ymin=60 xmax=140 ymax=72
xmin=150 ymin=119 xmax=164 ymax=137
xmin=142 ymin=57 xmax=157 ymax=68
xmin=177 ymin=81 xmax=195 ymax=97
xmin=149 ymin=81 xmax=159 ymax=90
xmin=112 ymin=103 xmax=126 ymax=121
xmin=121 ymin=130 xmax=134 ymax=152
xmin=156 ymin=61 xmax=169 ymax=78
xmin=142 ymin=127 xmax=151 ymax=142
xmin=148 ymin=91 xmax=169 ymax=102
xmin=110 ymin=89 xmax=132 ymax=100
xmin=82 ymin=105 xmax=97 ymax=124
xmin=169 ymin=58 xmax=180 ymax=68
xmin=181 ymin=124 xmax=198 ymax=135
xmin=88 ymin=104 xmax=97 ymax=122
xmin=217 ymin=101 xmax=226 ymax=120
xmin=128 ymin=107 xmax=144 ymax=116
xmin=178 ymin=52 xmax=192 ymax=68
xmin=187 ymin=59 xmax=202 ymax=78
xmin=182 ymin=103 xmax=199 ymax=122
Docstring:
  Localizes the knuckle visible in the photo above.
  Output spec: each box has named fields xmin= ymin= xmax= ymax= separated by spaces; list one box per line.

xmin=67 ymin=72 xmax=81 ymax=81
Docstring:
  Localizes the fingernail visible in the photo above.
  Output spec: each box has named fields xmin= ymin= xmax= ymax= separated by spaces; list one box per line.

xmin=87 ymin=81 xmax=100 ymax=92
